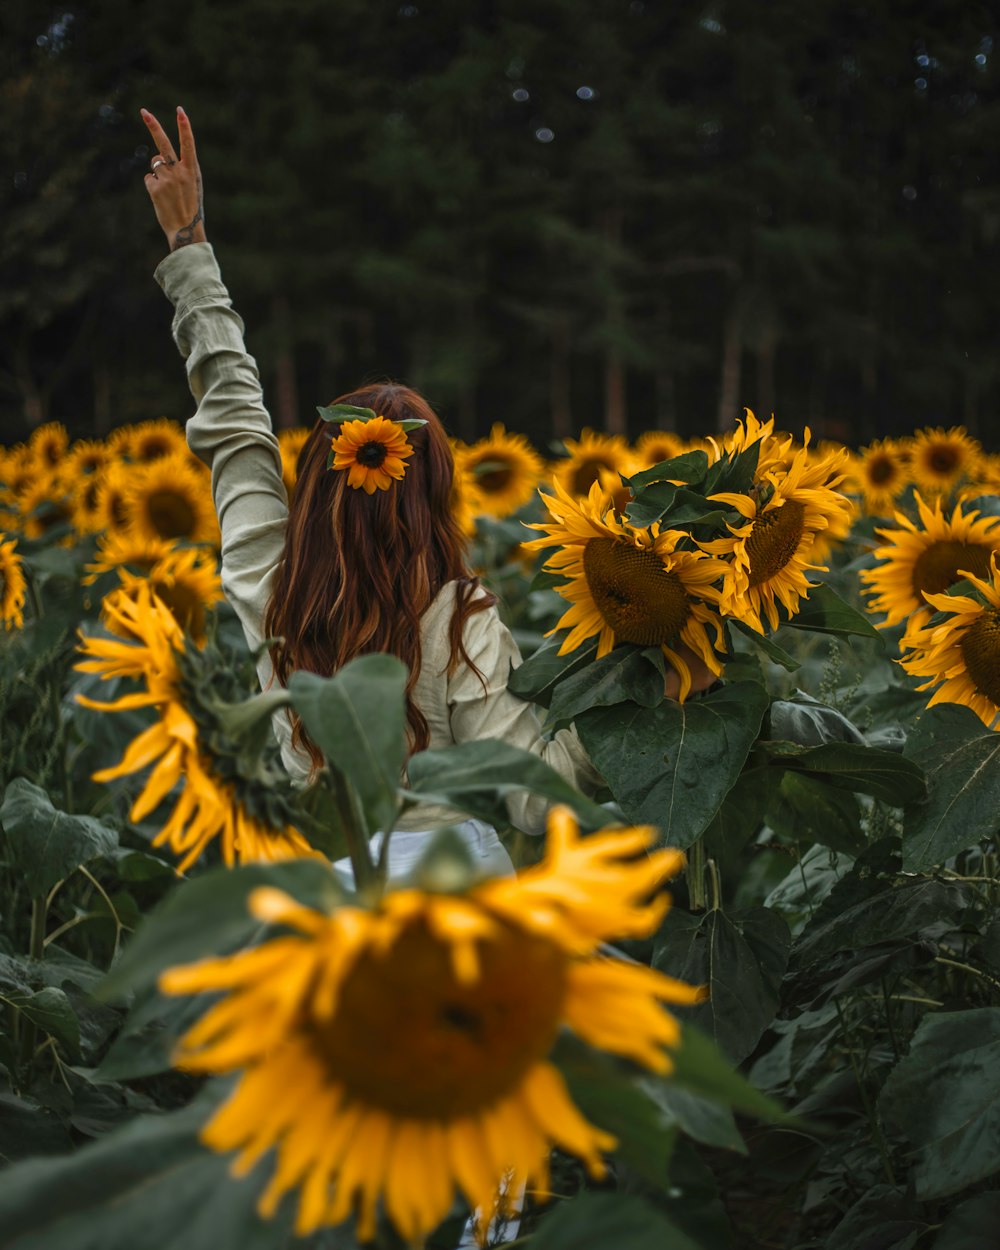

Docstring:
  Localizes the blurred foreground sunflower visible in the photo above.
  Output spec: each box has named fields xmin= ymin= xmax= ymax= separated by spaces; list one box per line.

xmin=0 ymin=535 xmax=27 ymax=630
xmin=159 ymin=807 xmax=701 ymax=1244
xmin=112 ymin=546 xmax=223 ymax=642
xmin=899 ymin=554 xmax=1000 ymax=727
xmin=525 ymin=480 xmax=727 ymax=700
xmin=860 ymin=492 xmax=1000 ymax=630
xmin=83 ymin=530 xmax=180 ymax=585
xmin=702 ymin=438 xmax=851 ymax=634
xmin=456 ymin=424 xmax=544 ymax=518
xmin=77 ymin=587 xmax=311 ymax=870
xmin=125 ymin=454 xmax=218 ymax=545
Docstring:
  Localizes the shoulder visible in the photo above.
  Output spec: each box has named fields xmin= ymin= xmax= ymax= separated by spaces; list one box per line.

xmin=420 ymin=580 xmax=509 ymax=670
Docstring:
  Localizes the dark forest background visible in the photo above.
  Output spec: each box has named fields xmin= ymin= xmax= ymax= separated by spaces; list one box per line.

xmin=2 ymin=0 xmax=999 ymax=448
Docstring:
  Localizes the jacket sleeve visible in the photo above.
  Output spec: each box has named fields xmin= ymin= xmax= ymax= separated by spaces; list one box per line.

xmin=154 ymin=243 xmax=288 ymax=650
xmin=447 ymin=602 xmax=605 ymax=835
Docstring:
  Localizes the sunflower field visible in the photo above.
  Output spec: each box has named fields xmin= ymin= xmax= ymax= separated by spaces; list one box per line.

xmin=2 ymin=414 xmax=1000 ymax=1249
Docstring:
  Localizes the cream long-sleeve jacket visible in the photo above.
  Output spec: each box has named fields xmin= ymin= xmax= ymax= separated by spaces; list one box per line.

xmin=155 ymin=243 xmax=603 ymax=834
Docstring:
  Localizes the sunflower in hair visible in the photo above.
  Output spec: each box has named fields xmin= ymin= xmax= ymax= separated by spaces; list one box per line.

xmin=330 ymin=416 xmax=414 ymax=494
xmin=456 ymin=424 xmax=543 ymax=518
xmin=125 ymin=454 xmax=218 ymax=545
xmin=525 ymin=480 xmax=727 ymax=700
xmin=0 ymin=536 xmax=28 ymax=630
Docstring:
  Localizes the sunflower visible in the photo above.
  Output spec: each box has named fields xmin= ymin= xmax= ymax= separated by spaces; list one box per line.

xmin=94 ymin=460 xmax=134 ymax=535
xmin=856 ymin=437 xmax=910 ymax=515
xmin=330 ymin=416 xmax=414 ymax=494
xmin=16 ymin=476 xmax=75 ymax=541
xmin=0 ymin=536 xmax=28 ymax=630
xmin=707 ymin=410 xmax=793 ymax=479
xmin=909 ymin=426 xmax=981 ymax=496
xmin=128 ymin=418 xmax=188 ymax=463
xmin=114 ymin=547 xmax=223 ymax=642
xmin=456 ymin=424 xmax=544 ymax=518
xmin=77 ymin=588 xmax=311 ymax=871
xmin=66 ymin=438 xmax=110 ymax=478
xmin=83 ymin=530 xmax=179 ymax=585
xmin=159 ymin=806 xmax=701 ymax=1244
xmin=633 ymin=430 xmax=686 ymax=472
xmin=70 ymin=472 xmax=107 ymax=536
xmin=860 ymin=492 xmax=1000 ymax=630
xmin=525 ymin=480 xmax=728 ymax=700
xmin=552 ymin=430 xmax=635 ymax=499
xmin=701 ymin=438 xmax=851 ymax=634
xmin=125 ymin=454 xmax=219 ymax=545
xmin=898 ymin=554 xmax=1000 ymax=728
xmin=450 ymin=460 xmax=480 ymax=538
xmin=0 ymin=445 xmax=34 ymax=502
xmin=28 ymin=422 xmax=69 ymax=469
xmin=278 ymin=427 xmax=311 ymax=502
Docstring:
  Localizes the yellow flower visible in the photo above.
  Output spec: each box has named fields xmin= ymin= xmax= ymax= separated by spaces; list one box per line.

xmin=15 ymin=475 xmax=75 ymax=542
xmin=83 ymin=530 xmax=180 ymax=585
xmin=159 ymin=807 xmax=701 ymax=1245
xmin=633 ymin=430 xmax=686 ymax=472
xmin=702 ymin=438 xmax=851 ymax=634
xmin=0 ymin=535 xmax=28 ymax=630
xmin=909 ymin=426 xmax=981 ymax=496
xmin=456 ymin=424 xmax=544 ymax=518
xmin=112 ymin=546 xmax=223 ymax=643
xmin=128 ymin=418 xmax=188 ymax=463
xmin=899 ymin=554 xmax=1000 ymax=728
xmin=66 ymin=438 xmax=111 ymax=478
xmin=76 ymin=587 xmax=311 ymax=871
xmin=330 ymin=416 xmax=414 ymax=494
xmin=93 ymin=460 xmax=134 ymax=535
xmin=28 ymin=421 xmax=69 ymax=469
xmin=707 ymin=410 xmax=793 ymax=479
xmin=860 ymin=492 xmax=1000 ymax=630
xmin=856 ymin=438 xmax=910 ymax=515
xmin=125 ymin=454 xmax=219 ymax=545
xmin=552 ymin=430 xmax=635 ymax=499
xmin=525 ymin=481 xmax=727 ymax=700
xmin=278 ymin=427 xmax=311 ymax=502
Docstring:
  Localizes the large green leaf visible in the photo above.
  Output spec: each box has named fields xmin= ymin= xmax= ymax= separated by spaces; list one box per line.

xmin=902 ymin=703 xmax=1000 ymax=870
xmin=879 ymin=1009 xmax=1000 ymax=1200
xmin=761 ymin=740 xmax=926 ymax=805
xmin=782 ymin=583 xmax=882 ymax=640
xmin=546 ymin=645 xmax=664 ymax=725
xmin=288 ymin=655 xmax=408 ymax=837
xmin=640 ymin=1079 xmax=746 ymax=1153
xmin=668 ymin=1023 xmax=785 ymax=1122
xmin=0 ymin=1090 xmax=305 ymax=1250
xmin=576 ymin=682 xmax=769 ymax=846
xmin=404 ymin=738 xmax=610 ymax=832
xmin=99 ymin=859 xmax=341 ymax=1002
xmin=653 ymin=907 xmax=790 ymax=1064
xmin=0 ymin=986 xmax=80 ymax=1057
xmin=933 ymin=1192 xmax=1000 ymax=1249
xmin=768 ymin=694 xmax=866 ymax=746
xmin=0 ymin=1091 xmax=72 ymax=1163
xmin=825 ymin=1186 xmax=926 ymax=1250
xmin=505 ymin=636 xmax=599 ymax=707
xmin=0 ymin=779 xmax=118 ymax=897
xmin=764 ymin=772 xmax=866 ymax=855
xmin=529 ymin=1192 xmax=705 ymax=1250
xmin=729 ymin=619 xmax=800 ymax=672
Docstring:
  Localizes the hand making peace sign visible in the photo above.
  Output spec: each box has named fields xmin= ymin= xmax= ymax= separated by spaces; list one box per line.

xmin=140 ymin=106 xmax=207 ymax=252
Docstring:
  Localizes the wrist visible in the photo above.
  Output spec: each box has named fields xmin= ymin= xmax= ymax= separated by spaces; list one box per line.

xmin=168 ymin=220 xmax=208 ymax=252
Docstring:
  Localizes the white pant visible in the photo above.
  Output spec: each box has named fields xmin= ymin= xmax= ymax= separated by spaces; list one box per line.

xmin=332 ymin=819 xmax=515 ymax=889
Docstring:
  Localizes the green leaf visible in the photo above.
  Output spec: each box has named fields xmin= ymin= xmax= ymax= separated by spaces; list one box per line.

xmin=761 ymin=740 xmax=926 ymax=805
xmin=288 ymin=655 xmax=408 ymax=838
xmin=0 ymin=1092 xmax=72 ymax=1163
xmin=729 ymin=619 xmax=800 ymax=672
xmin=879 ymin=1008 xmax=1000 ymax=1200
xmin=576 ymin=682 xmax=769 ymax=847
xmin=782 ymin=582 xmax=882 ymax=640
xmin=316 ymin=402 xmax=377 ymax=423
xmin=0 ymin=779 xmax=118 ymax=898
xmin=99 ymin=858 xmax=340 ymax=1002
xmin=825 ymin=1186 xmax=925 ymax=1250
xmin=404 ymin=739 xmax=610 ymax=832
xmin=640 ymin=1078 xmax=746 ymax=1153
xmin=546 ymin=646 xmax=664 ymax=725
xmin=626 ymin=486 xmax=733 ymax=531
xmin=669 ymin=1023 xmax=785 ymax=1122
xmin=653 ymin=908 xmax=790 ymax=1064
xmin=0 ymin=1089 xmax=298 ymax=1250
xmin=628 ymin=450 xmax=710 ymax=492
xmin=933 ymin=1192 xmax=1000 ymax=1250
xmin=701 ymin=768 xmax=770 ymax=862
xmin=506 ymin=636 xmax=599 ymax=707
xmin=765 ymin=772 xmax=866 ymax=855
xmin=530 ymin=1192 xmax=705 ymax=1250
xmin=768 ymin=694 xmax=866 ymax=746
xmin=902 ymin=703 xmax=1000 ymax=870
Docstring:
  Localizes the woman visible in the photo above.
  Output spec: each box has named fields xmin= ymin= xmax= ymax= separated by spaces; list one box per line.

xmin=140 ymin=106 xmax=606 ymax=880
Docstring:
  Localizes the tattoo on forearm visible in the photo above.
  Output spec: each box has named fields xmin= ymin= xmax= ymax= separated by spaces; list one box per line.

xmin=173 ymin=204 xmax=204 ymax=249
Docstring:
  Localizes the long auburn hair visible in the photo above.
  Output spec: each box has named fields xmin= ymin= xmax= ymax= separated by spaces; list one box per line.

xmin=265 ymin=383 xmax=495 ymax=772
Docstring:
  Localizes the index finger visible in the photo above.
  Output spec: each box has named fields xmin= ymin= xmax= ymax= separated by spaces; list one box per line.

xmin=177 ymin=106 xmax=198 ymax=163
xmin=140 ymin=109 xmax=178 ymax=163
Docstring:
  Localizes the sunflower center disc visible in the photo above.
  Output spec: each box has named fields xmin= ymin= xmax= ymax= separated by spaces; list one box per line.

xmin=929 ymin=446 xmax=959 ymax=474
xmin=138 ymin=437 xmax=174 ymax=462
xmin=356 ymin=441 xmax=388 ymax=468
xmin=868 ymin=455 xmax=896 ymax=486
xmin=312 ymin=918 xmax=566 ymax=1118
xmin=571 ymin=458 xmax=613 ymax=496
xmin=475 ymin=461 xmax=514 ymax=493
xmin=745 ymin=500 xmax=806 ymax=587
xmin=146 ymin=491 xmax=197 ymax=540
xmin=911 ymin=541 xmax=994 ymax=598
xmin=583 ymin=537 xmax=691 ymax=646
xmin=959 ymin=610 xmax=1000 ymax=705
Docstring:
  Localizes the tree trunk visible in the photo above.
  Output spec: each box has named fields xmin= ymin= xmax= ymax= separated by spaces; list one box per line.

xmin=272 ymin=293 xmax=298 ymax=429
xmin=549 ymin=314 xmax=572 ymax=440
xmin=717 ymin=296 xmax=744 ymax=433
xmin=654 ymin=298 xmax=677 ymax=432
xmin=757 ymin=332 xmax=776 ymax=420
xmin=602 ymin=207 xmax=627 ymax=437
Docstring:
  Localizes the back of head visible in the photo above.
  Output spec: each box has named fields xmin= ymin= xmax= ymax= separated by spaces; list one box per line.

xmin=265 ymin=383 xmax=491 ymax=767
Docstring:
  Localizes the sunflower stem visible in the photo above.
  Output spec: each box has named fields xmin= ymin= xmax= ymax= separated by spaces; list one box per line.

xmin=329 ymin=766 xmax=377 ymax=896
xmin=687 ymin=836 xmax=707 ymax=911
xmin=20 ymin=896 xmax=47 ymax=1070
xmin=708 ymin=857 xmax=722 ymax=911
